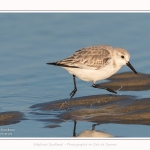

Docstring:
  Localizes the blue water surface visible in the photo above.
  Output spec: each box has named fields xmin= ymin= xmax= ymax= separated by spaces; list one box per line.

xmin=0 ymin=13 xmax=150 ymax=137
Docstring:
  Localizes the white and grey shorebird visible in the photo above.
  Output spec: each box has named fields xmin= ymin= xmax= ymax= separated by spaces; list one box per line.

xmin=47 ymin=44 xmax=137 ymax=99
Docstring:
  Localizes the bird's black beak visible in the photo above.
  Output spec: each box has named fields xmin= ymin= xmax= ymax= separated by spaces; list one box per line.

xmin=126 ymin=62 xmax=137 ymax=74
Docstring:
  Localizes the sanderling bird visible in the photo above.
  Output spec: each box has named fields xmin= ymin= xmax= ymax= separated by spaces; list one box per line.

xmin=47 ymin=44 xmax=137 ymax=99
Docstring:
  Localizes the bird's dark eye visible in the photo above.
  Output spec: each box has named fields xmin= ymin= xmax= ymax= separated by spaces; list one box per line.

xmin=121 ymin=55 xmax=124 ymax=58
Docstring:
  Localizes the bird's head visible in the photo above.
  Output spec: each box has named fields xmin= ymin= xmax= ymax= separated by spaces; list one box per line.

xmin=115 ymin=47 xmax=137 ymax=74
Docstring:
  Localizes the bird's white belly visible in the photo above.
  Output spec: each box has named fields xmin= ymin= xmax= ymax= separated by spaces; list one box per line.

xmin=63 ymin=65 xmax=121 ymax=83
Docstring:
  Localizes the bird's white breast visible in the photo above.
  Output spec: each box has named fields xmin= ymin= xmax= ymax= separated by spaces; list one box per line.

xmin=63 ymin=63 xmax=122 ymax=83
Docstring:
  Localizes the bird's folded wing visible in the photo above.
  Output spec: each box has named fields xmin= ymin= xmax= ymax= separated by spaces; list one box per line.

xmin=55 ymin=45 xmax=112 ymax=70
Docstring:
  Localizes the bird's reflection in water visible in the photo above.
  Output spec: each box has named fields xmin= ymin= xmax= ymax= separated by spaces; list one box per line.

xmin=73 ymin=120 xmax=114 ymax=138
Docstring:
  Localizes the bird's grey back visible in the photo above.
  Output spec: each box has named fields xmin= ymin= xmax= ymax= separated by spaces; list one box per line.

xmin=56 ymin=45 xmax=113 ymax=69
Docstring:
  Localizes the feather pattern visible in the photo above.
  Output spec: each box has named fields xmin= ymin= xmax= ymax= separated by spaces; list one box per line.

xmin=54 ymin=45 xmax=113 ymax=69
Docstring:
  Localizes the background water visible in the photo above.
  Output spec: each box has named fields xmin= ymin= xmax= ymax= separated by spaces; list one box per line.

xmin=0 ymin=13 xmax=150 ymax=137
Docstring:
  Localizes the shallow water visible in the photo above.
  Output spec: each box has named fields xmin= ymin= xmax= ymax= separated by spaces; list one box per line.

xmin=0 ymin=13 xmax=150 ymax=137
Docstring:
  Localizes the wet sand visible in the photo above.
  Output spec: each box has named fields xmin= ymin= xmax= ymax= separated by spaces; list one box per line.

xmin=30 ymin=94 xmax=150 ymax=125
xmin=97 ymin=72 xmax=150 ymax=91
xmin=0 ymin=111 xmax=24 ymax=126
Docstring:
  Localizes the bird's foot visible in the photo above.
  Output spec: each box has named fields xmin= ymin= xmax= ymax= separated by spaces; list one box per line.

xmin=60 ymin=87 xmax=77 ymax=108
xmin=92 ymin=84 xmax=117 ymax=94
xmin=69 ymin=88 xmax=77 ymax=99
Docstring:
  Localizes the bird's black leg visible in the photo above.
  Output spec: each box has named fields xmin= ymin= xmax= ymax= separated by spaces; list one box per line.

xmin=92 ymin=83 xmax=96 ymax=87
xmin=69 ymin=75 xmax=77 ymax=99
xmin=92 ymin=83 xmax=117 ymax=94
xmin=73 ymin=120 xmax=77 ymax=137
xmin=92 ymin=123 xmax=100 ymax=130
xmin=60 ymin=75 xmax=77 ymax=108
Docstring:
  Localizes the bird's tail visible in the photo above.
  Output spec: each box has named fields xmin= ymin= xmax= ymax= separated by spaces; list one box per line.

xmin=46 ymin=62 xmax=79 ymax=68
xmin=46 ymin=62 xmax=69 ymax=67
xmin=46 ymin=62 xmax=57 ymax=66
